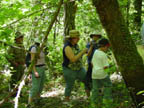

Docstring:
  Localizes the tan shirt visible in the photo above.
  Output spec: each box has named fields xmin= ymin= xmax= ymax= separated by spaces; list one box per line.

xmin=31 ymin=47 xmax=45 ymax=65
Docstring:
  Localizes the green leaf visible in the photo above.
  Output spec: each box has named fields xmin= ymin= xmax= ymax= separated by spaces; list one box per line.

xmin=137 ymin=90 xmax=144 ymax=95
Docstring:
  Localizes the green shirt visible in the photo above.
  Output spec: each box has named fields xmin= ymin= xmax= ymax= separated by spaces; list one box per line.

xmin=7 ymin=43 xmax=26 ymax=65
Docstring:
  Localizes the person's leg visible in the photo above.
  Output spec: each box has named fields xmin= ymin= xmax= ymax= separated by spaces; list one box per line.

xmin=10 ymin=70 xmax=17 ymax=89
xmin=85 ymin=63 xmax=92 ymax=96
xmin=17 ymin=65 xmax=25 ymax=81
xmin=91 ymin=79 xmax=102 ymax=107
xmin=102 ymin=76 xmax=113 ymax=108
xmin=77 ymin=67 xmax=90 ymax=97
xmin=28 ymin=68 xmax=41 ymax=104
xmin=38 ymin=66 xmax=46 ymax=95
xmin=63 ymin=67 xmax=76 ymax=101
xmin=10 ymin=65 xmax=20 ymax=90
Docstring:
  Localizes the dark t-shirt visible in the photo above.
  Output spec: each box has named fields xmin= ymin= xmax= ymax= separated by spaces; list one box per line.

xmin=62 ymin=42 xmax=80 ymax=68
xmin=86 ymin=40 xmax=99 ymax=63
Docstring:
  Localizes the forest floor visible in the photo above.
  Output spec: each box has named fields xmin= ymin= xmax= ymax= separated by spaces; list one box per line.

xmin=1 ymin=76 xmax=135 ymax=108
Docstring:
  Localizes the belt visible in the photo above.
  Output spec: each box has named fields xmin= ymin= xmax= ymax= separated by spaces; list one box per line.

xmin=36 ymin=64 xmax=45 ymax=67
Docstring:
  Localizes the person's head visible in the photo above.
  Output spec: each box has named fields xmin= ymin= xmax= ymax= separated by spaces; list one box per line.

xmin=34 ymin=38 xmax=41 ymax=46
xmin=15 ymin=31 xmax=24 ymax=44
xmin=90 ymin=34 xmax=102 ymax=41
xmin=68 ymin=30 xmax=80 ymax=45
xmin=98 ymin=38 xmax=110 ymax=52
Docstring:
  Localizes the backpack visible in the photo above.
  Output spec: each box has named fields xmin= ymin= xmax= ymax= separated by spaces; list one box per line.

xmin=25 ymin=45 xmax=37 ymax=67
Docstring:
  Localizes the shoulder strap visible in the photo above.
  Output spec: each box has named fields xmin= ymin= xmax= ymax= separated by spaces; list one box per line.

xmin=29 ymin=45 xmax=37 ymax=51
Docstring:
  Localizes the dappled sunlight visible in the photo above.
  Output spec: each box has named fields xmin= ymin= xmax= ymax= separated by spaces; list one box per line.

xmin=41 ymin=87 xmax=64 ymax=98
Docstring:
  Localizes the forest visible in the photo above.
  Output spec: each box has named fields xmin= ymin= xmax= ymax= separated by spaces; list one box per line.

xmin=0 ymin=0 xmax=144 ymax=108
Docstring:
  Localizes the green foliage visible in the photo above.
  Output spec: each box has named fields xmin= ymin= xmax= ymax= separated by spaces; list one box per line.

xmin=76 ymin=0 xmax=103 ymax=35
xmin=0 ymin=0 xmax=143 ymax=107
xmin=0 ymin=74 xmax=10 ymax=101
xmin=137 ymin=90 xmax=144 ymax=95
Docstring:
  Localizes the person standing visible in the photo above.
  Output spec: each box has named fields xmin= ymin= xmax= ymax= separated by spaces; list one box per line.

xmin=62 ymin=30 xmax=88 ymax=101
xmin=7 ymin=31 xmax=26 ymax=90
xmin=91 ymin=38 xmax=113 ymax=108
xmin=85 ymin=34 xmax=102 ymax=96
xmin=28 ymin=38 xmax=46 ymax=105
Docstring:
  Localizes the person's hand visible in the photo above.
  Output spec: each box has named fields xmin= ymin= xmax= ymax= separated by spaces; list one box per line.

xmin=90 ymin=41 xmax=94 ymax=47
xmin=34 ymin=72 xmax=40 ymax=78
xmin=82 ymin=48 xmax=88 ymax=54
xmin=28 ymin=74 xmax=32 ymax=80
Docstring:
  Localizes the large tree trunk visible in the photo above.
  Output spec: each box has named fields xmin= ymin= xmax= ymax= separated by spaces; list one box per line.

xmin=134 ymin=0 xmax=142 ymax=31
xmin=64 ymin=0 xmax=77 ymax=36
xmin=92 ymin=0 xmax=144 ymax=107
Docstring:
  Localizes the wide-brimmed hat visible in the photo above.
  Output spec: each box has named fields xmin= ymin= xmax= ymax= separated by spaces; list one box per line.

xmin=68 ymin=30 xmax=80 ymax=38
xmin=15 ymin=31 xmax=24 ymax=39
xmin=90 ymin=34 xmax=102 ymax=38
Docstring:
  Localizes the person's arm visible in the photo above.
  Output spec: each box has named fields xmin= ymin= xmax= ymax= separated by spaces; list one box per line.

xmin=87 ymin=45 xmax=93 ymax=57
xmin=7 ymin=48 xmax=19 ymax=66
xmin=31 ymin=52 xmax=40 ymax=78
xmin=65 ymin=46 xmax=88 ymax=62
xmin=102 ymin=54 xmax=112 ymax=74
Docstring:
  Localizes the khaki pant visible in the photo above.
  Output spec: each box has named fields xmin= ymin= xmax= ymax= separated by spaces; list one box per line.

xmin=29 ymin=66 xmax=46 ymax=98
xmin=10 ymin=64 xmax=25 ymax=89
xmin=63 ymin=66 xmax=87 ymax=97
xmin=91 ymin=76 xmax=113 ymax=107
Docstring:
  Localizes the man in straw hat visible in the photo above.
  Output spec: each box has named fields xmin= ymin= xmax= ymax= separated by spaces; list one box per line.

xmin=62 ymin=30 xmax=89 ymax=101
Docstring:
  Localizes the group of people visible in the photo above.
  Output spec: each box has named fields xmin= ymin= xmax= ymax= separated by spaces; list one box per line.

xmin=62 ymin=30 xmax=113 ymax=107
xmin=7 ymin=33 xmax=46 ymax=106
xmin=7 ymin=24 xmax=144 ymax=107
xmin=7 ymin=30 xmax=112 ymax=107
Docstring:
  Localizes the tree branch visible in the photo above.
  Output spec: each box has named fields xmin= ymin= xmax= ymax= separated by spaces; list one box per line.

xmin=1 ymin=7 xmax=51 ymax=29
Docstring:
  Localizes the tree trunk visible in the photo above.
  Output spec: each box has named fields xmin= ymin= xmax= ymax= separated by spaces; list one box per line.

xmin=92 ymin=0 xmax=144 ymax=107
xmin=126 ymin=0 xmax=130 ymax=27
xmin=134 ymin=0 xmax=142 ymax=31
xmin=64 ymin=1 xmax=77 ymax=36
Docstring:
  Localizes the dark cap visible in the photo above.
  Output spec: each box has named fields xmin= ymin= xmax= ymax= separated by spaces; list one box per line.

xmin=98 ymin=38 xmax=110 ymax=47
xmin=90 ymin=34 xmax=102 ymax=38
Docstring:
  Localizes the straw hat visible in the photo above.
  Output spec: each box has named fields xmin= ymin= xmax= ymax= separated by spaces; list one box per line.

xmin=67 ymin=30 xmax=80 ymax=38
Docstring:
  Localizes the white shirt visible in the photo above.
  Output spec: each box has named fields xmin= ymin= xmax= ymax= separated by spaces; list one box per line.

xmin=92 ymin=49 xmax=109 ymax=79
xmin=31 ymin=46 xmax=45 ymax=65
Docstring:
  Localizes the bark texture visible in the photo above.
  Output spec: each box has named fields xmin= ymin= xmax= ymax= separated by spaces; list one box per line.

xmin=64 ymin=1 xmax=77 ymax=36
